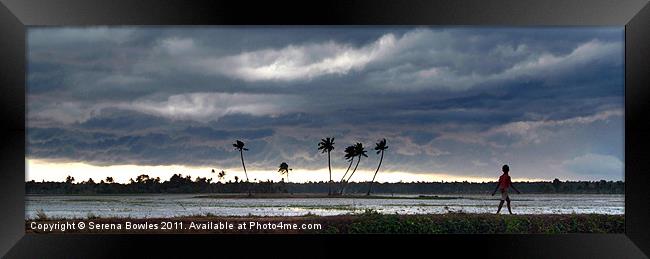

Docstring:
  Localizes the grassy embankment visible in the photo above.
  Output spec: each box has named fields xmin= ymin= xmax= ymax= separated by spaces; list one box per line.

xmin=26 ymin=210 xmax=624 ymax=234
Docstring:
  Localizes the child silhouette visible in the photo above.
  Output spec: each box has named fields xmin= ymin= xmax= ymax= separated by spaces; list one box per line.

xmin=491 ymin=164 xmax=521 ymax=214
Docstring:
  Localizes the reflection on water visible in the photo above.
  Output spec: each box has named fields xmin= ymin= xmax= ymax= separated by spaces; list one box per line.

xmin=25 ymin=194 xmax=624 ymax=219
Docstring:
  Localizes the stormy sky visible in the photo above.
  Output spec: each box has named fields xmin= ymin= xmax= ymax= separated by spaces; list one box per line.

xmin=26 ymin=27 xmax=624 ymax=182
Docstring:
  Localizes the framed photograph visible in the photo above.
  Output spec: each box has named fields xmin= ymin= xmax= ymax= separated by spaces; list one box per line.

xmin=1 ymin=0 xmax=649 ymax=258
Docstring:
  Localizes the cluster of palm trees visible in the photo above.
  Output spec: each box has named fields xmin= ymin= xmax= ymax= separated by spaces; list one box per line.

xmin=216 ymin=138 xmax=388 ymax=196
xmin=330 ymin=139 xmax=388 ymax=195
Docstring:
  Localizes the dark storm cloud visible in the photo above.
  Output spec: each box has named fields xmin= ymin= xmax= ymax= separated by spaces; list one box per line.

xmin=27 ymin=27 xmax=624 ymax=180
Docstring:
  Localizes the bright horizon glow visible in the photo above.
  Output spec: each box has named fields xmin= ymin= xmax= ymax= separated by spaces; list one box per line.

xmin=28 ymin=159 xmax=561 ymax=184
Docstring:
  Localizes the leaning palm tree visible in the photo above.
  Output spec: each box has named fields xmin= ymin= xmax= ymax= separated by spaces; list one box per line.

xmin=233 ymin=140 xmax=250 ymax=195
xmin=278 ymin=162 xmax=292 ymax=182
xmin=367 ymin=138 xmax=388 ymax=195
xmin=341 ymin=142 xmax=368 ymax=195
xmin=338 ymin=144 xmax=357 ymax=192
xmin=318 ymin=137 xmax=335 ymax=195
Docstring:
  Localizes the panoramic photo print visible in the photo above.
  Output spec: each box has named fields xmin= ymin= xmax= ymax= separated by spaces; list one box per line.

xmin=26 ymin=26 xmax=624 ymax=234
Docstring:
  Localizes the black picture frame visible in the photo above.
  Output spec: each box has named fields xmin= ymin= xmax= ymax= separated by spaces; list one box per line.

xmin=1 ymin=0 xmax=649 ymax=258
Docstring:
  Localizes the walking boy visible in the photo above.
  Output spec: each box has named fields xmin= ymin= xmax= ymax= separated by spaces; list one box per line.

xmin=491 ymin=164 xmax=521 ymax=214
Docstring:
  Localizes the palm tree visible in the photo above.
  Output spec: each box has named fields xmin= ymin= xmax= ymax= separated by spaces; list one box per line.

xmin=338 ymin=144 xmax=357 ymax=193
xmin=218 ymin=171 xmax=226 ymax=181
xmin=278 ymin=162 xmax=292 ymax=182
xmin=105 ymin=177 xmax=114 ymax=184
xmin=367 ymin=138 xmax=388 ymax=195
xmin=341 ymin=142 xmax=368 ymax=195
xmin=212 ymin=169 xmax=226 ymax=182
xmin=233 ymin=140 xmax=251 ymax=196
xmin=233 ymin=140 xmax=249 ymax=182
xmin=318 ymin=137 xmax=335 ymax=195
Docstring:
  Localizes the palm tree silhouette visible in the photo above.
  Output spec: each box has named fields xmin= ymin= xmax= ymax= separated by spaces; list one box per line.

xmin=278 ymin=162 xmax=292 ymax=182
xmin=105 ymin=177 xmax=114 ymax=184
xmin=212 ymin=169 xmax=226 ymax=180
xmin=338 ymin=144 xmax=357 ymax=193
xmin=341 ymin=142 xmax=368 ymax=195
xmin=233 ymin=140 xmax=250 ymax=195
xmin=318 ymin=137 xmax=335 ymax=195
xmin=233 ymin=140 xmax=249 ymax=182
xmin=367 ymin=138 xmax=388 ymax=195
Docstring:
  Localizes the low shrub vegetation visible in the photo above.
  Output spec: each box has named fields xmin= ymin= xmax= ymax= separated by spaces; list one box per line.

xmin=335 ymin=211 xmax=624 ymax=234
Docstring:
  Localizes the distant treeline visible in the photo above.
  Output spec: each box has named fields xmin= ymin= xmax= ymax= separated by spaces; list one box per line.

xmin=25 ymin=174 xmax=624 ymax=194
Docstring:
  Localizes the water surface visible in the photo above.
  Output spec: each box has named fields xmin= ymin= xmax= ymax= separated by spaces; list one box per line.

xmin=25 ymin=194 xmax=624 ymax=219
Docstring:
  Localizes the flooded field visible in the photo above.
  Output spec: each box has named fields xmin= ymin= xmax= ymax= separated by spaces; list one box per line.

xmin=25 ymin=194 xmax=624 ymax=219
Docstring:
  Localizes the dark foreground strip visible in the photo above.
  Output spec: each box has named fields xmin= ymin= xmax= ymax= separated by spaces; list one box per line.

xmin=25 ymin=212 xmax=624 ymax=234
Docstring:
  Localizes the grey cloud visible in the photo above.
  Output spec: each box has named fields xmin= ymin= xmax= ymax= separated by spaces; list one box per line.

xmin=563 ymin=153 xmax=623 ymax=178
xmin=26 ymin=27 xmax=624 ymax=180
